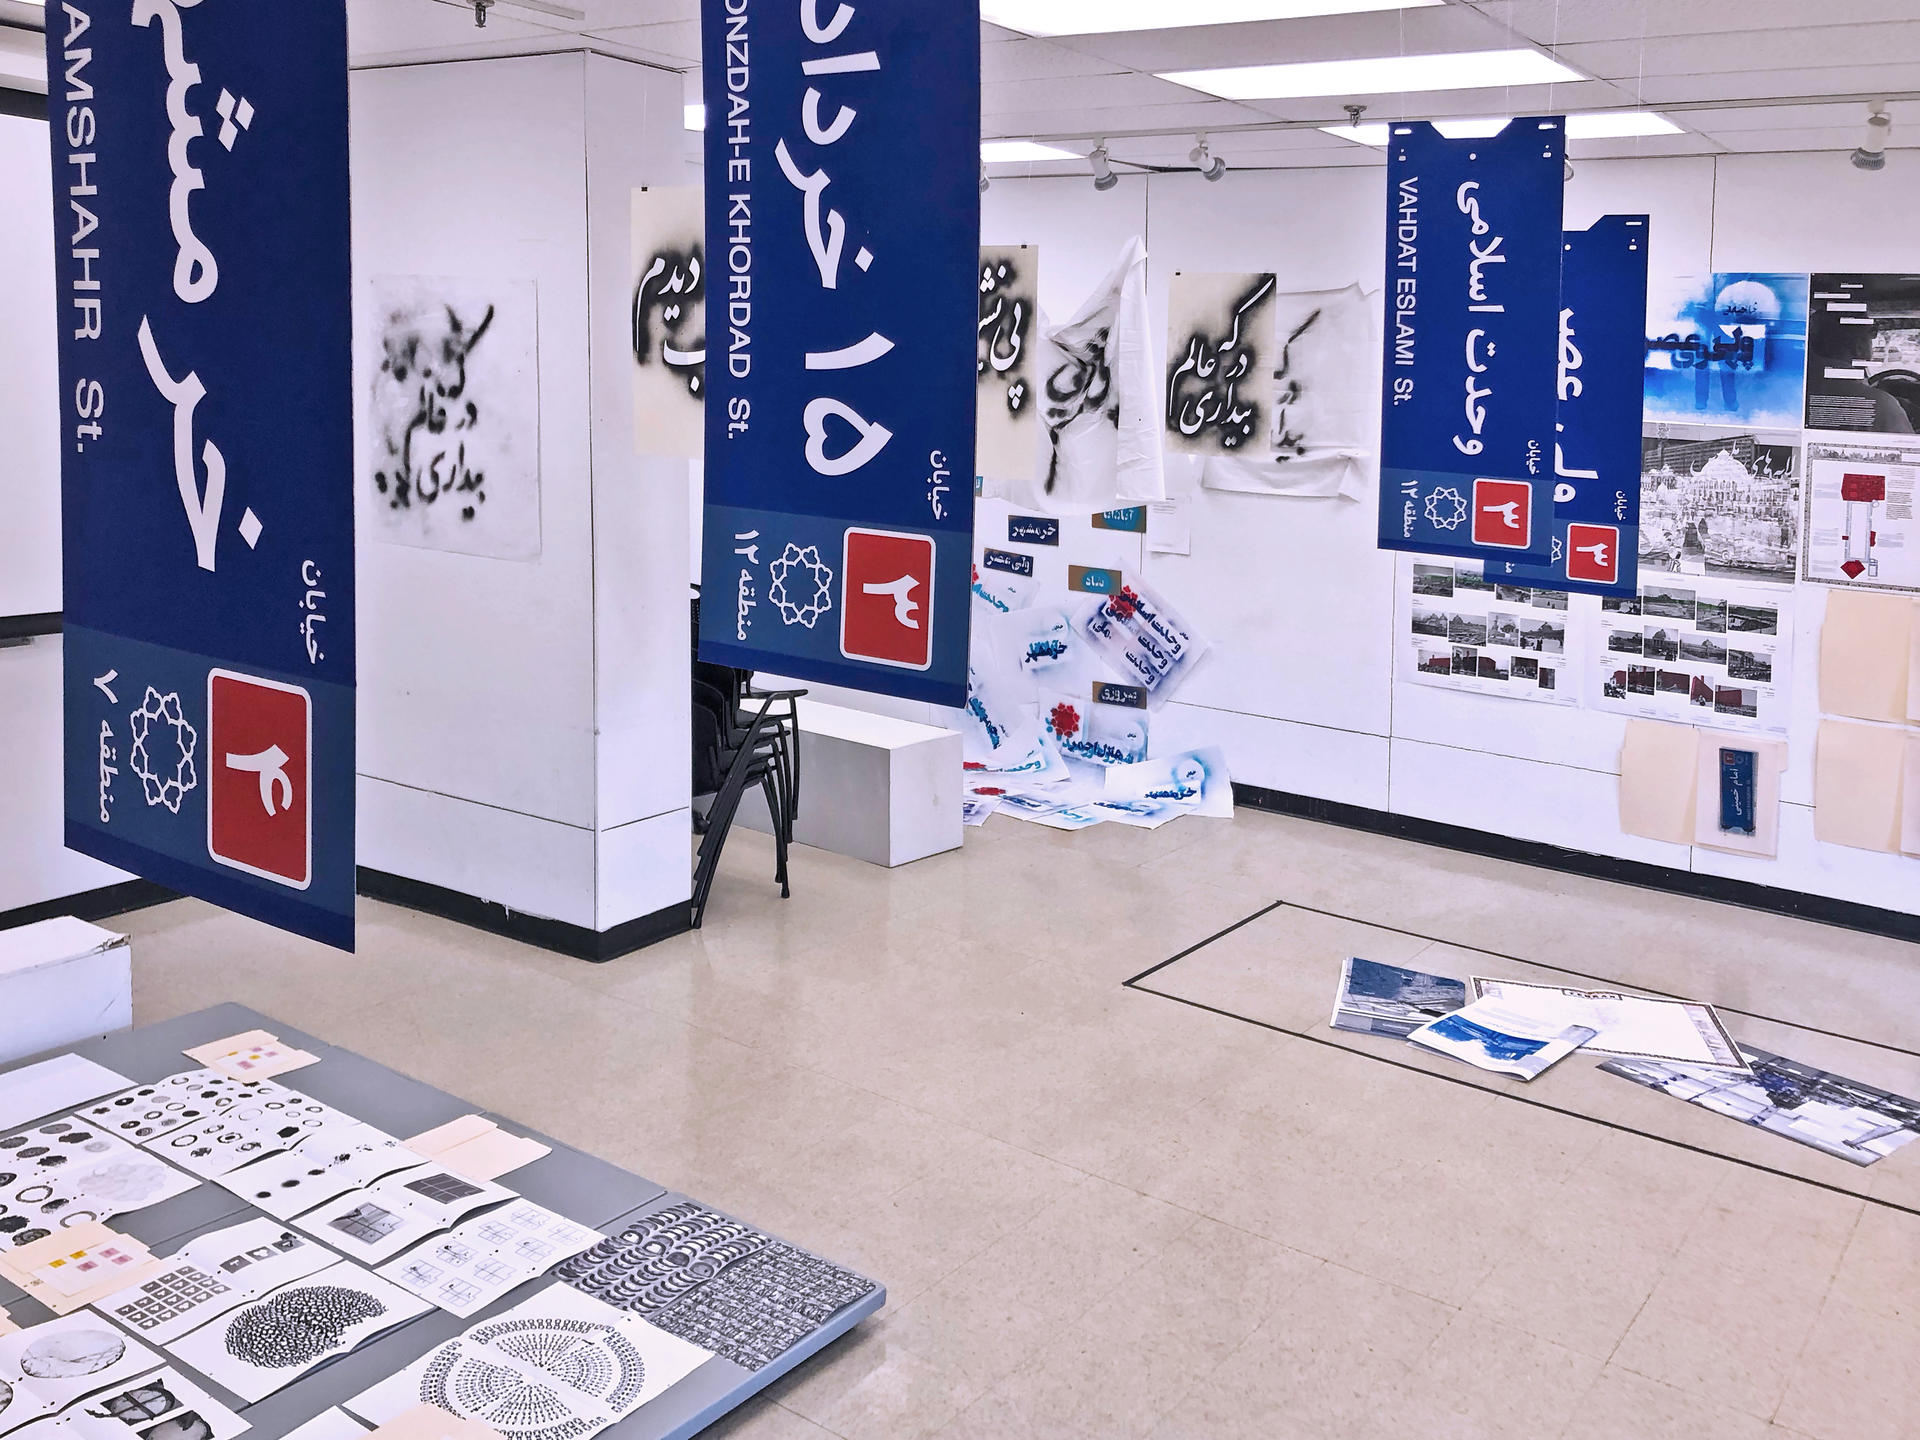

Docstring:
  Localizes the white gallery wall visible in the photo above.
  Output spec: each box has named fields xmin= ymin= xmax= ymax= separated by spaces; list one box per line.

xmin=776 ymin=151 xmax=1920 ymax=919
xmin=352 ymin=51 xmax=690 ymax=934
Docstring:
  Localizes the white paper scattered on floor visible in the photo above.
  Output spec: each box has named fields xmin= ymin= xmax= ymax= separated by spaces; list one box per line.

xmin=1471 ymin=978 xmax=1747 ymax=1069
xmin=1102 ymin=747 xmax=1233 ymax=819
xmin=0 ymin=1055 xmax=133 ymax=1134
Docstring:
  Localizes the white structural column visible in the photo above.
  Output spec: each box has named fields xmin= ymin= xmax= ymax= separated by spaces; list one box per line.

xmin=352 ymin=53 xmax=692 ymax=943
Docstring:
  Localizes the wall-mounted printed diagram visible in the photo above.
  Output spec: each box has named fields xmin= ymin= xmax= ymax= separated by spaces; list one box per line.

xmin=1639 ymin=425 xmax=1800 ymax=585
xmin=1802 ymin=438 xmax=1920 ymax=592
xmin=1644 ymin=273 xmax=1808 ymax=431
xmin=1592 ymin=578 xmax=1792 ymax=734
xmin=1805 ymin=273 xmax=1920 ymax=434
xmin=1401 ymin=556 xmax=1577 ymax=705
xmin=365 ymin=275 xmax=542 ymax=561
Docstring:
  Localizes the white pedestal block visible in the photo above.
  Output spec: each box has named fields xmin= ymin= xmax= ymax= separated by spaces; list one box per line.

xmin=741 ymin=700 xmax=963 ymax=868
xmin=0 ymin=917 xmax=133 ymax=1065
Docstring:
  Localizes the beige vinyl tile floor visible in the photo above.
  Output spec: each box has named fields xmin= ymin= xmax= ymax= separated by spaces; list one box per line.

xmin=118 ymin=808 xmax=1920 ymax=1440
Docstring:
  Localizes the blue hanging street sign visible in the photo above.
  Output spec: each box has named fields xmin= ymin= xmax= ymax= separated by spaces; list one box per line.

xmin=1494 ymin=215 xmax=1649 ymax=597
xmin=1379 ymin=118 xmax=1566 ymax=564
xmin=49 ymin=0 xmax=356 ymax=950
xmin=697 ymin=0 xmax=980 ymax=706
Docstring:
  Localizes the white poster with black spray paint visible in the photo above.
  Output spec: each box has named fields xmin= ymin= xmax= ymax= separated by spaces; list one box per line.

xmin=977 ymin=246 xmax=1039 ymax=486
xmin=632 ymin=186 xmax=706 ymax=460
xmin=365 ymin=276 xmax=541 ymax=561
xmin=1191 ymin=281 xmax=1375 ymax=501
xmin=988 ymin=236 xmax=1166 ymax=516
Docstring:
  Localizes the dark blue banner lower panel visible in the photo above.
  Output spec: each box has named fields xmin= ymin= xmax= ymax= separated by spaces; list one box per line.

xmin=1379 ymin=118 xmax=1566 ymax=565
xmin=697 ymin=0 xmax=980 ymax=706
xmin=49 ymin=2 xmax=354 ymax=949
xmin=1495 ymin=214 xmax=1649 ymax=597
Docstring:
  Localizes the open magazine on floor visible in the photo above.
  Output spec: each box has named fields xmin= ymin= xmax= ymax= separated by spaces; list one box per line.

xmin=1407 ymin=998 xmax=1598 ymax=1081
xmin=1329 ymin=957 xmax=1467 ymax=1038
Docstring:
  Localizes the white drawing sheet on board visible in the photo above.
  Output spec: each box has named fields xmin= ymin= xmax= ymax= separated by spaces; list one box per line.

xmin=365 ymin=275 xmax=542 ymax=561
xmin=1802 ymin=438 xmax=1920 ymax=592
xmin=631 ymin=186 xmax=706 ymax=459
xmin=0 ymin=1056 xmax=132 ymax=1135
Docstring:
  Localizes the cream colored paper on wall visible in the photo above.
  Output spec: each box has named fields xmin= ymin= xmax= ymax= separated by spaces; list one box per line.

xmin=1908 ymin=605 xmax=1920 ymax=724
xmin=1618 ymin=719 xmax=1700 ymax=845
xmin=1815 ymin=719 xmax=1906 ymax=853
xmin=1692 ymin=733 xmax=1787 ymax=858
xmin=1903 ymin=733 xmax=1920 ymax=857
xmin=631 ymin=186 xmax=706 ymax=460
xmin=1819 ymin=589 xmax=1914 ymax=723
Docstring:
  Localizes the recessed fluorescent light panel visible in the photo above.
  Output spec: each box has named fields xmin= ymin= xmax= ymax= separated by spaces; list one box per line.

xmin=983 ymin=0 xmax=1438 ymax=37
xmin=1165 ymin=47 xmax=1581 ymax=100
xmin=981 ymin=140 xmax=1083 ymax=163
xmin=1322 ymin=111 xmax=1680 ymax=145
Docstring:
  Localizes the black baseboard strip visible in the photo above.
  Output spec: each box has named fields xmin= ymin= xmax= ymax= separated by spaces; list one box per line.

xmin=355 ymin=868 xmax=693 ymax=962
xmin=1233 ymin=782 xmax=1920 ymax=946
xmin=0 ymin=879 xmax=178 ymax=935
xmin=0 ymin=613 xmax=61 ymax=642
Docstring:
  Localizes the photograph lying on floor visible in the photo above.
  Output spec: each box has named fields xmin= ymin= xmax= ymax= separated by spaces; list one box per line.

xmin=1801 ymin=437 xmax=1920 ymax=591
xmin=1602 ymin=1047 xmax=1920 ymax=1166
xmin=1805 ymin=273 xmax=1920 ymax=434
xmin=978 ymin=246 xmax=1040 ymax=485
xmin=365 ymin=275 xmax=542 ymax=561
xmin=1329 ymin=957 xmax=1467 ymax=1039
xmin=1638 ymin=425 xmax=1800 ymax=585
xmin=630 ymin=186 xmax=706 ymax=460
xmin=1401 ymin=557 xmax=1575 ymax=704
xmin=1644 ymin=273 xmax=1808 ymax=431
xmin=1592 ymin=576 xmax=1793 ymax=734
xmin=1470 ymin=978 xmax=1746 ymax=1069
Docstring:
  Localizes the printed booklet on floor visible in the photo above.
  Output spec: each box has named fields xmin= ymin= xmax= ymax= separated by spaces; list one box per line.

xmin=1329 ymin=957 xmax=1468 ymax=1038
xmin=1407 ymin=998 xmax=1598 ymax=1081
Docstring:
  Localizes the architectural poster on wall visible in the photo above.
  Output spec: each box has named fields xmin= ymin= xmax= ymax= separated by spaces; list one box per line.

xmin=1639 ymin=425 xmax=1801 ymax=585
xmin=1592 ymin=578 xmax=1792 ymax=734
xmin=631 ymin=186 xmax=706 ymax=460
xmin=1801 ymin=437 xmax=1920 ymax=591
xmin=1402 ymin=556 xmax=1576 ymax=704
xmin=365 ymin=276 xmax=542 ymax=562
xmin=697 ymin=0 xmax=981 ymax=706
xmin=1378 ymin=118 xmax=1565 ymax=564
xmin=1644 ymin=272 xmax=1809 ymax=431
xmin=1495 ymin=214 xmax=1648 ymax=597
xmin=1805 ymin=274 xmax=1920 ymax=434
xmin=48 ymin=0 xmax=356 ymax=949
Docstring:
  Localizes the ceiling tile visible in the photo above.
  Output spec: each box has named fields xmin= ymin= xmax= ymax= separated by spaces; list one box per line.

xmin=1556 ymin=22 xmax=1920 ymax=83
xmin=982 ymin=71 xmax=1212 ymax=115
xmin=1044 ymin=5 xmax=1525 ymax=73
xmin=1632 ymin=61 xmax=1920 ymax=106
xmin=1465 ymin=0 xmax=1920 ymax=46
xmin=1231 ymin=77 xmax=1635 ymax=124
xmin=984 ymin=38 xmax=1130 ymax=84
xmin=986 ymin=98 xmax=1274 ymax=138
xmin=582 ymin=19 xmax=701 ymax=62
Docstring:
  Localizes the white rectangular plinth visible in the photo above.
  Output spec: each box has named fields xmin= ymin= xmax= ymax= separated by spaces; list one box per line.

xmin=0 ymin=917 xmax=133 ymax=1064
xmin=740 ymin=700 xmax=963 ymax=867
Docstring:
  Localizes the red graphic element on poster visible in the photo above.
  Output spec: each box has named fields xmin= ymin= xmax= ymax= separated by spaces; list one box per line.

xmin=1471 ymin=479 xmax=1533 ymax=550
xmin=1049 ymin=702 xmax=1081 ymax=739
xmin=1564 ymin=523 xmax=1620 ymax=584
xmin=1840 ymin=472 xmax=1888 ymax=579
xmin=841 ymin=528 xmax=936 ymax=670
xmin=207 ymin=670 xmax=312 ymax=890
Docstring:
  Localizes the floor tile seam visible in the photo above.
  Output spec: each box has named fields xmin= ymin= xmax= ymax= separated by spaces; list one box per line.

xmin=772 ymin=1399 xmax=852 ymax=1439
xmin=1764 ymin=1215 xmax=1867 ymax=1428
xmin=1606 ymin=1353 xmax=1782 ymax=1427
xmin=1274 ymin=900 xmax=1920 ymax=1060
xmin=1122 ymin=981 xmax=1920 ymax=1222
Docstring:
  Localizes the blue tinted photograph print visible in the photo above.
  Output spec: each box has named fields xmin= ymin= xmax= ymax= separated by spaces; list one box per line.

xmin=1645 ymin=273 xmax=1809 ymax=430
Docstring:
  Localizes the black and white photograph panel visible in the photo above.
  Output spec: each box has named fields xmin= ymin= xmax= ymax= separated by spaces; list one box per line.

xmin=631 ymin=186 xmax=706 ymax=461
xmin=365 ymin=275 xmax=542 ymax=561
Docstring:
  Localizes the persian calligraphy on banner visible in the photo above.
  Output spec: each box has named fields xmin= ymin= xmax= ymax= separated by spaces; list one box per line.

xmin=697 ymin=0 xmax=981 ymax=705
xmin=1378 ymin=118 xmax=1565 ymax=564
xmin=977 ymin=245 xmax=1039 ymax=486
xmin=632 ymin=185 xmax=707 ymax=460
xmin=48 ymin=0 xmax=356 ymax=949
xmin=1495 ymin=214 xmax=1649 ymax=597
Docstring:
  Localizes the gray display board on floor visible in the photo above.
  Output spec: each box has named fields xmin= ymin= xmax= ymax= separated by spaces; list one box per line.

xmin=0 ymin=1003 xmax=884 ymax=1439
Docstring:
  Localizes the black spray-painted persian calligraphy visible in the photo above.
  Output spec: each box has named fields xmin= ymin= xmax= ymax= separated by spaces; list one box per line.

xmin=372 ymin=300 xmax=495 ymax=523
xmin=978 ymin=255 xmax=1032 ymax=423
xmin=633 ymin=242 xmax=706 ymax=399
xmin=1042 ymin=325 xmax=1114 ymax=493
xmin=1166 ymin=274 xmax=1276 ymax=455
xmin=1270 ymin=300 xmax=1326 ymax=464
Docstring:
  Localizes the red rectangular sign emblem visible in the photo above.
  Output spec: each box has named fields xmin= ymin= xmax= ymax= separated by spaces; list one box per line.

xmin=841 ymin=528 xmax=936 ymax=670
xmin=1564 ymin=523 xmax=1620 ymax=584
xmin=206 ymin=670 xmax=312 ymax=890
xmin=1471 ymin=479 xmax=1533 ymax=550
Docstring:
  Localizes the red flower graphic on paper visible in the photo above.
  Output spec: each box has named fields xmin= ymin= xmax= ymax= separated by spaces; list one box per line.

xmin=1049 ymin=702 xmax=1082 ymax=739
xmin=972 ymin=786 xmax=1006 ymax=797
xmin=1108 ymin=587 xmax=1141 ymax=621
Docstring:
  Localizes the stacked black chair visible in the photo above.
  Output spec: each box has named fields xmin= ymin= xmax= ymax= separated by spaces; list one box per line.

xmin=689 ymin=594 xmax=806 ymax=927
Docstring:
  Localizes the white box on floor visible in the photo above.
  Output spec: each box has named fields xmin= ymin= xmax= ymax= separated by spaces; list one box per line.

xmin=740 ymin=699 xmax=963 ymax=868
xmin=0 ymin=917 xmax=133 ymax=1064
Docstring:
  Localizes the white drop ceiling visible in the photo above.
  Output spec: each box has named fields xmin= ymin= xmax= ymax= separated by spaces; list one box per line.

xmin=2 ymin=0 xmax=1916 ymax=171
